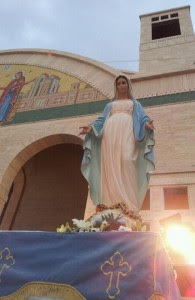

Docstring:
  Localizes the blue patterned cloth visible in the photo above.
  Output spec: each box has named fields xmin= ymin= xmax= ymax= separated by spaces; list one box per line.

xmin=0 ymin=231 xmax=181 ymax=300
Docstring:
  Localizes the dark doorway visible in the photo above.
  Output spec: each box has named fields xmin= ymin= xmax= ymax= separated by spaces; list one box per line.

xmin=3 ymin=143 xmax=88 ymax=231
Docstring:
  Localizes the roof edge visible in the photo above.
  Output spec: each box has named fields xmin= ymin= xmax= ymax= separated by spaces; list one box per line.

xmin=131 ymin=67 xmax=195 ymax=81
xmin=0 ymin=48 xmax=119 ymax=77
xmin=139 ymin=5 xmax=190 ymax=18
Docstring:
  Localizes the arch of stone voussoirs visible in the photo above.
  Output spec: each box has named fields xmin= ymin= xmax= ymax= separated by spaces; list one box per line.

xmin=0 ymin=134 xmax=83 ymax=213
xmin=0 ymin=48 xmax=121 ymax=99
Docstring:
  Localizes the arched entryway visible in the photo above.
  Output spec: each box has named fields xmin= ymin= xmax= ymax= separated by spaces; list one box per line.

xmin=0 ymin=135 xmax=88 ymax=231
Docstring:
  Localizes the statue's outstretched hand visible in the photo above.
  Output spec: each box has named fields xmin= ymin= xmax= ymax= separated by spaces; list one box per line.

xmin=79 ymin=125 xmax=92 ymax=135
xmin=145 ymin=120 xmax=155 ymax=130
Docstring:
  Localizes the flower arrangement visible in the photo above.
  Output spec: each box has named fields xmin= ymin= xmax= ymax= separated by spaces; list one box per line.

xmin=56 ymin=213 xmax=147 ymax=233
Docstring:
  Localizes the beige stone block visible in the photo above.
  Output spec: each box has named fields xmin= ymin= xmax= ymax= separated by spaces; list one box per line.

xmin=133 ymin=72 xmax=195 ymax=98
xmin=150 ymin=173 xmax=195 ymax=187
xmin=150 ymin=187 xmax=164 ymax=211
xmin=150 ymin=218 xmax=161 ymax=232
xmin=188 ymin=185 xmax=195 ymax=209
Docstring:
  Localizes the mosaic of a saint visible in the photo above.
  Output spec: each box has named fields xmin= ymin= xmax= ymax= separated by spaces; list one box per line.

xmin=0 ymin=71 xmax=35 ymax=123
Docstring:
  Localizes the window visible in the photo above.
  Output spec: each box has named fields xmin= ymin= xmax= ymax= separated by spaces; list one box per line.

xmin=171 ymin=13 xmax=178 ymax=18
xmin=141 ymin=189 xmax=150 ymax=210
xmin=164 ymin=187 xmax=189 ymax=210
xmin=161 ymin=15 xmax=169 ymax=20
xmin=151 ymin=17 xmax=159 ymax=22
xmin=152 ymin=19 xmax=181 ymax=40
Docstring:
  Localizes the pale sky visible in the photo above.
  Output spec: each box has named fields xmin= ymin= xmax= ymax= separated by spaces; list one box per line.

xmin=0 ymin=0 xmax=194 ymax=71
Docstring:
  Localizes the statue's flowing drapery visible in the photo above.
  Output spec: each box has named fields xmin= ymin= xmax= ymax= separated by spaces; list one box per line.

xmin=81 ymin=99 xmax=155 ymax=211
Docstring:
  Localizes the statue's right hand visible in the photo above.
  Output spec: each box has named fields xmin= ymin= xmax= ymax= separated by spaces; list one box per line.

xmin=79 ymin=126 xmax=92 ymax=135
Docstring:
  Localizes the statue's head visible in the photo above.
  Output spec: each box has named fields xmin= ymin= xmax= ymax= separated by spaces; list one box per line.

xmin=114 ymin=75 xmax=133 ymax=100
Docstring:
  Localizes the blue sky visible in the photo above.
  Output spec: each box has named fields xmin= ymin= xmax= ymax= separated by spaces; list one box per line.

xmin=0 ymin=0 xmax=194 ymax=71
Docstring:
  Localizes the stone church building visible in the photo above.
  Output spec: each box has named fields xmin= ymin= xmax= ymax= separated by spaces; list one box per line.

xmin=0 ymin=5 xmax=194 ymax=240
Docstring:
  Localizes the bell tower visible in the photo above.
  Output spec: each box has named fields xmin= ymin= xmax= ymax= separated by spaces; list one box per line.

xmin=139 ymin=6 xmax=195 ymax=74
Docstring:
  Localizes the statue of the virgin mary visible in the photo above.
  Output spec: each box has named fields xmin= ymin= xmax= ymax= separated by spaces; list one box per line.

xmin=80 ymin=75 xmax=155 ymax=217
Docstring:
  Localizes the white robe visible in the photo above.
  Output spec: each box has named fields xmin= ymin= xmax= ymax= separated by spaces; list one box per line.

xmin=101 ymin=100 xmax=139 ymax=212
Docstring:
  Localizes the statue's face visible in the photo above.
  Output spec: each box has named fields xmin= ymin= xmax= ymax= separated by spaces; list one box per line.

xmin=116 ymin=77 xmax=129 ymax=95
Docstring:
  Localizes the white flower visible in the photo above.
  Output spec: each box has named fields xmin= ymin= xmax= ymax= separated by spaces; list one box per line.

xmin=72 ymin=219 xmax=85 ymax=228
xmin=72 ymin=219 xmax=95 ymax=231
xmin=118 ymin=225 xmax=132 ymax=232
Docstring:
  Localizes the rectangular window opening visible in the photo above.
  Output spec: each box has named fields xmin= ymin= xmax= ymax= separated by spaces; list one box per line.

xmin=161 ymin=15 xmax=169 ymax=20
xmin=164 ymin=187 xmax=189 ymax=210
xmin=152 ymin=19 xmax=181 ymax=40
xmin=171 ymin=13 xmax=178 ymax=18
xmin=152 ymin=17 xmax=159 ymax=22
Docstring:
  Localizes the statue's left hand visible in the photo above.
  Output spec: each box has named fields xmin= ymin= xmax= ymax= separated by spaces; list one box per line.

xmin=79 ymin=125 xmax=92 ymax=135
xmin=145 ymin=120 xmax=155 ymax=130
